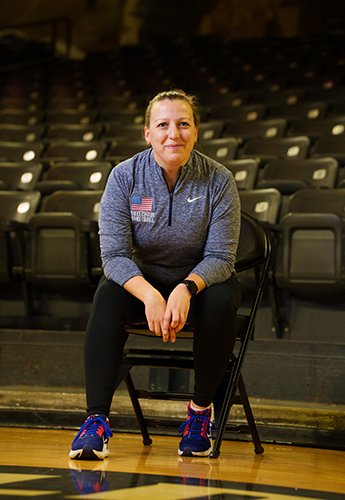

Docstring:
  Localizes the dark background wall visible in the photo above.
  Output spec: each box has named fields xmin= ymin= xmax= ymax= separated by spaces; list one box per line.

xmin=1 ymin=0 xmax=345 ymax=57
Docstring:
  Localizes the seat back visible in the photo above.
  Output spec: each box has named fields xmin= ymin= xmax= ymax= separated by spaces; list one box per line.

xmin=196 ymin=138 xmax=239 ymax=162
xmin=0 ymin=190 xmax=41 ymax=282
xmin=37 ymin=162 xmax=112 ymax=194
xmin=0 ymin=163 xmax=43 ymax=191
xmin=275 ymin=188 xmax=345 ymax=299
xmin=224 ymin=159 xmax=259 ymax=190
xmin=239 ymin=189 xmax=282 ymax=225
xmin=241 ymin=136 xmax=310 ymax=164
xmin=257 ymin=157 xmax=339 ymax=194
xmin=0 ymin=141 xmax=44 ymax=162
xmin=24 ymin=191 xmax=103 ymax=285
xmin=43 ymin=141 xmax=107 ymax=162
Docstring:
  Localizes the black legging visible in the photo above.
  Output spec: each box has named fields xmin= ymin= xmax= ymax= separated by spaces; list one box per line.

xmin=84 ymin=274 xmax=241 ymax=416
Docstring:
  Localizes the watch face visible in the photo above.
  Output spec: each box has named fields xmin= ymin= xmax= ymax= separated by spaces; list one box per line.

xmin=183 ymin=280 xmax=197 ymax=296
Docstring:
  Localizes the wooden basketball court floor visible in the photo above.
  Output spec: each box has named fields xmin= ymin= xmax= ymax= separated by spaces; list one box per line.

xmin=0 ymin=426 xmax=344 ymax=499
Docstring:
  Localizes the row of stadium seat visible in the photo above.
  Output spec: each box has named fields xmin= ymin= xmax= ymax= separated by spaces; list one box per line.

xmin=0 ymin=157 xmax=344 ymax=195
xmin=1 ymin=187 xmax=344 ymax=335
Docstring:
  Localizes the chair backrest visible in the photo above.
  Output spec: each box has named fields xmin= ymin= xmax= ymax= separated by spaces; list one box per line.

xmin=224 ymin=119 xmax=287 ymax=140
xmin=37 ymin=162 xmax=112 ymax=193
xmin=275 ymin=189 xmax=345 ymax=299
xmin=0 ymin=190 xmax=41 ymax=282
xmin=197 ymin=121 xmax=225 ymax=142
xmin=241 ymin=136 xmax=310 ymax=163
xmin=43 ymin=141 xmax=107 ymax=162
xmin=312 ymin=136 xmax=345 ymax=165
xmin=0 ymin=163 xmax=43 ymax=191
xmin=267 ymin=101 xmax=328 ymax=121
xmin=0 ymin=124 xmax=45 ymax=142
xmin=0 ymin=141 xmax=44 ymax=162
xmin=24 ymin=191 xmax=103 ymax=285
xmin=223 ymin=159 xmax=259 ymax=190
xmin=288 ymin=117 xmax=345 ymax=141
xmin=239 ymin=189 xmax=282 ymax=225
xmin=256 ymin=157 xmax=339 ymax=194
xmin=208 ymin=104 xmax=266 ymax=122
xmin=235 ymin=211 xmax=271 ymax=274
xmin=287 ymin=188 xmax=345 ymax=216
xmin=44 ymin=124 xmax=103 ymax=142
xmin=41 ymin=190 xmax=103 ymax=221
xmin=0 ymin=190 xmax=41 ymax=223
xmin=196 ymin=138 xmax=239 ymax=162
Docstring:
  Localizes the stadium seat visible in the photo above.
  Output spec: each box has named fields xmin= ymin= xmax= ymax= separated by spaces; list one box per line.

xmin=0 ymin=163 xmax=43 ymax=191
xmin=0 ymin=141 xmax=44 ymax=162
xmin=223 ymin=159 xmax=259 ymax=190
xmin=44 ymin=124 xmax=103 ymax=142
xmin=105 ymin=140 xmax=149 ymax=164
xmin=275 ymin=188 xmax=345 ymax=300
xmin=240 ymin=136 xmax=311 ymax=165
xmin=224 ymin=119 xmax=287 ymax=140
xmin=42 ymin=140 xmax=107 ymax=166
xmin=312 ymin=136 xmax=345 ymax=166
xmin=256 ymin=157 xmax=339 ymax=194
xmin=196 ymin=138 xmax=239 ymax=162
xmin=0 ymin=124 xmax=45 ymax=142
xmin=24 ymin=190 xmax=103 ymax=288
xmin=36 ymin=162 xmax=112 ymax=194
xmin=0 ymin=190 xmax=41 ymax=313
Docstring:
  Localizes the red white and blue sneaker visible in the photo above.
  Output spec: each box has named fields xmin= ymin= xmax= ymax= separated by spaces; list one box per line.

xmin=178 ymin=403 xmax=213 ymax=457
xmin=69 ymin=415 xmax=113 ymax=460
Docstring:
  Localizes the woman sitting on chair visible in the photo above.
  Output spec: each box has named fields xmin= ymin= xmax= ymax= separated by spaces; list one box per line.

xmin=69 ymin=88 xmax=241 ymax=459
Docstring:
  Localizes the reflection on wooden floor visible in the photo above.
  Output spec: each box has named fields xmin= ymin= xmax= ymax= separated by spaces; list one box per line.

xmin=0 ymin=427 xmax=344 ymax=498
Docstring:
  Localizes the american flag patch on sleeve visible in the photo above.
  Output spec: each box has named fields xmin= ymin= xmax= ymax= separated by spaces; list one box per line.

xmin=131 ymin=195 xmax=153 ymax=211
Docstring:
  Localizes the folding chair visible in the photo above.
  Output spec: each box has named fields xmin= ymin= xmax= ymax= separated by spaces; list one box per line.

xmin=120 ymin=212 xmax=272 ymax=458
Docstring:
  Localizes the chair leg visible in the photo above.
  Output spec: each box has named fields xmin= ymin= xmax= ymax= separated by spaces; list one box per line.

xmin=210 ymin=365 xmax=237 ymax=459
xmin=237 ymin=374 xmax=264 ymax=454
xmin=124 ymin=372 xmax=152 ymax=446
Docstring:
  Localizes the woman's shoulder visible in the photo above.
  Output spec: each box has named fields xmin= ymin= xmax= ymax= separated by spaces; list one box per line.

xmin=192 ymin=149 xmax=233 ymax=179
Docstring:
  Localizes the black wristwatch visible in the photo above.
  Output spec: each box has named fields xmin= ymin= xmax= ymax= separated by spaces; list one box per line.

xmin=181 ymin=279 xmax=198 ymax=297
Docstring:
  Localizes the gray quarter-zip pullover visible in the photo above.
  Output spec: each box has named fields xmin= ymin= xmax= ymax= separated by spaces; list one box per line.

xmin=99 ymin=147 xmax=240 ymax=287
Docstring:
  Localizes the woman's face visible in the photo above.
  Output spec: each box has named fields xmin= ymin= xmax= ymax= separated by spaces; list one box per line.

xmin=144 ymin=99 xmax=198 ymax=170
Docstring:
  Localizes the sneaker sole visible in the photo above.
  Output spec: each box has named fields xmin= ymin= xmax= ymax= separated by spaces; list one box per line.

xmin=178 ymin=446 xmax=212 ymax=457
xmin=69 ymin=447 xmax=109 ymax=460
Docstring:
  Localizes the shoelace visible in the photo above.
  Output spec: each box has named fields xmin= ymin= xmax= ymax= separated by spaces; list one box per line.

xmin=72 ymin=416 xmax=113 ymax=444
xmin=178 ymin=414 xmax=212 ymax=440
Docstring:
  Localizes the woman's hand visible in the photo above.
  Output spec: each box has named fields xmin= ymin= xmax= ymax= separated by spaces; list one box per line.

xmin=144 ymin=289 xmax=167 ymax=337
xmin=162 ymin=284 xmax=192 ymax=343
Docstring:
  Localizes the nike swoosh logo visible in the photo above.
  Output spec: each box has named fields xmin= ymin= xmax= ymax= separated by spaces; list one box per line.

xmin=187 ymin=196 xmax=202 ymax=203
